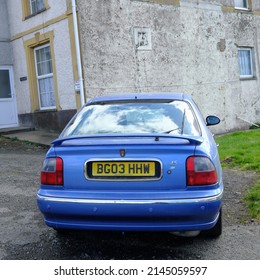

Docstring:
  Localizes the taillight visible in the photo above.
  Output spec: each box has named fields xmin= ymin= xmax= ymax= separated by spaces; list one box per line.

xmin=41 ymin=157 xmax=63 ymax=186
xmin=186 ymin=156 xmax=217 ymax=186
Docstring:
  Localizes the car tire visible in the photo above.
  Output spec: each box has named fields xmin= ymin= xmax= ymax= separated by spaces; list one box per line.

xmin=204 ymin=209 xmax=222 ymax=238
xmin=53 ymin=228 xmax=70 ymax=235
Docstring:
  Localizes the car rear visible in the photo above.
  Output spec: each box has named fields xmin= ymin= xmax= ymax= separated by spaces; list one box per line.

xmin=37 ymin=93 xmax=223 ymax=234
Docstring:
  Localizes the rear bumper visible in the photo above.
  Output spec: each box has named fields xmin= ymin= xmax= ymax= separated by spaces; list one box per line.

xmin=37 ymin=191 xmax=223 ymax=231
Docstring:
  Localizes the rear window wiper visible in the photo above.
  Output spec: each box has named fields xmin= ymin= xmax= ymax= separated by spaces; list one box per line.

xmin=162 ymin=127 xmax=180 ymax=134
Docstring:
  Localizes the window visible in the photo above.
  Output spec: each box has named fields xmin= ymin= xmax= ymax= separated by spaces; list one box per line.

xmin=24 ymin=31 xmax=58 ymax=111
xmin=238 ymin=48 xmax=254 ymax=78
xmin=34 ymin=44 xmax=55 ymax=109
xmin=62 ymin=100 xmax=201 ymax=137
xmin=0 ymin=70 xmax=11 ymax=99
xmin=30 ymin=0 xmax=45 ymax=14
xmin=234 ymin=0 xmax=249 ymax=10
xmin=21 ymin=0 xmax=49 ymax=20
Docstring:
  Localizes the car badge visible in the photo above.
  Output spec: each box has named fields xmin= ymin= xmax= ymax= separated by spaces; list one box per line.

xmin=119 ymin=149 xmax=126 ymax=157
xmin=170 ymin=161 xmax=177 ymax=170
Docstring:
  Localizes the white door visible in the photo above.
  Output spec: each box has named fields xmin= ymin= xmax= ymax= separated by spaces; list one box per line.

xmin=0 ymin=66 xmax=18 ymax=129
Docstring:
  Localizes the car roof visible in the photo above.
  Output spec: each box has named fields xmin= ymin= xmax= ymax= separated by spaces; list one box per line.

xmin=86 ymin=92 xmax=192 ymax=105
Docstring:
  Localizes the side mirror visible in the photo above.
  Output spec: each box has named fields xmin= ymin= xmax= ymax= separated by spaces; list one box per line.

xmin=206 ymin=115 xmax=220 ymax=126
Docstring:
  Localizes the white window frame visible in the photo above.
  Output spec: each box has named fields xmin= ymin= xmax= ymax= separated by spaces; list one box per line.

xmin=238 ymin=47 xmax=254 ymax=79
xmin=234 ymin=0 xmax=249 ymax=10
xmin=34 ymin=44 xmax=56 ymax=110
xmin=30 ymin=0 xmax=45 ymax=15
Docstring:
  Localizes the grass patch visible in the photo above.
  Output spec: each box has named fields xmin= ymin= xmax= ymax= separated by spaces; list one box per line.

xmin=217 ymin=129 xmax=260 ymax=219
xmin=244 ymin=182 xmax=260 ymax=220
xmin=217 ymin=130 xmax=260 ymax=172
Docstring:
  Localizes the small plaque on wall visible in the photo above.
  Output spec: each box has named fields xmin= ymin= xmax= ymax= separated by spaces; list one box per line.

xmin=134 ymin=27 xmax=152 ymax=50
xmin=74 ymin=80 xmax=81 ymax=92
xmin=20 ymin=76 xmax=27 ymax=81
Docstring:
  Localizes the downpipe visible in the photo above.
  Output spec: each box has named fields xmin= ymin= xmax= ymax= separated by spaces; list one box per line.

xmin=236 ymin=115 xmax=260 ymax=128
xmin=72 ymin=0 xmax=85 ymax=107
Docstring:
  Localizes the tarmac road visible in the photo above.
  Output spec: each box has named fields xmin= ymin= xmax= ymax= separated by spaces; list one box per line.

xmin=0 ymin=137 xmax=259 ymax=260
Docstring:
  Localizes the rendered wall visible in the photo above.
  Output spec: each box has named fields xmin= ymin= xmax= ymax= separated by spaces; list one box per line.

xmin=6 ymin=0 xmax=76 ymax=118
xmin=78 ymin=0 xmax=260 ymax=133
xmin=0 ymin=0 xmax=12 ymax=65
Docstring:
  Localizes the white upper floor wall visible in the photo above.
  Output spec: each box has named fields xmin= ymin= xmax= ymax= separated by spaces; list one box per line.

xmin=6 ymin=0 xmax=78 ymax=115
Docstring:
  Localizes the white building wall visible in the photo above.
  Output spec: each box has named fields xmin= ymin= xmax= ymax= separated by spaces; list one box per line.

xmin=11 ymin=38 xmax=31 ymax=114
xmin=0 ymin=0 xmax=12 ymax=65
xmin=7 ymin=0 xmax=76 ymax=120
xmin=49 ymin=20 xmax=75 ymax=111
xmin=7 ymin=0 xmax=68 ymax=35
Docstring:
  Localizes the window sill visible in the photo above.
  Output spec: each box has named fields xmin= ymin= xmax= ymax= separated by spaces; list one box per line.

xmin=34 ymin=108 xmax=57 ymax=113
xmin=240 ymin=76 xmax=256 ymax=81
xmin=234 ymin=7 xmax=252 ymax=13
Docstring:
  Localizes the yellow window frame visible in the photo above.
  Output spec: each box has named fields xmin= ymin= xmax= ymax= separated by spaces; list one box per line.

xmin=23 ymin=31 xmax=59 ymax=112
xmin=21 ymin=0 xmax=50 ymax=20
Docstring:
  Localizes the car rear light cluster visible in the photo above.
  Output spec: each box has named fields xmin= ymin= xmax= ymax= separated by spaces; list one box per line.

xmin=186 ymin=156 xmax=217 ymax=186
xmin=41 ymin=157 xmax=63 ymax=186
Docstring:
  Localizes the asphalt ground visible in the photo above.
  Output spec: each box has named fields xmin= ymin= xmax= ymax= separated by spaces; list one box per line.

xmin=0 ymin=136 xmax=259 ymax=260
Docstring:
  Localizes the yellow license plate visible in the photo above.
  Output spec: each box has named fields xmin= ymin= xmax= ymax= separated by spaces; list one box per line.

xmin=92 ymin=161 xmax=155 ymax=177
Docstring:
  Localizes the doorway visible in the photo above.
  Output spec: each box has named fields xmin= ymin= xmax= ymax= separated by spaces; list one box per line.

xmin=0 ymin=66 xmax=18 ymax=129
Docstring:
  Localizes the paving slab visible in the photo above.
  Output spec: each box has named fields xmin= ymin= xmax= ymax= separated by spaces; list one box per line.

xmin=0 ymin=126 xmax=34 ymax=135
xmin=3 ymin=130 xmax=59 ymax=147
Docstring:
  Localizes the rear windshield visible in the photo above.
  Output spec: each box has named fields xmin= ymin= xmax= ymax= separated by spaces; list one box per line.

xmin=62 ymin=100 xmax=201 ymax=137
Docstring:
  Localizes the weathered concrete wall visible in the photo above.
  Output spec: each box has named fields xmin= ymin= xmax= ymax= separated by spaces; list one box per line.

xmin=179 ymin=0 xmax=228 ymax=132
xmin=0 ymin=0 xmax=12 ymax=65
xmin=78 ymin=0 xmax=260 ymax=133
xmin=78 ymin=0 xmax=182 ymax=96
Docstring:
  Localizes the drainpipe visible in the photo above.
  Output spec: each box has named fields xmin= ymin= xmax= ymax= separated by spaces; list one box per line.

xmin=236 ymin=115 xmax=260 ymax=128
xmin=72 ymin=0 xmax=85 ymax=107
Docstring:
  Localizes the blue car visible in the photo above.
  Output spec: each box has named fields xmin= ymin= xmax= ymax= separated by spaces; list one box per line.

xmin=37 ymin=93 xmax=223 ymax=237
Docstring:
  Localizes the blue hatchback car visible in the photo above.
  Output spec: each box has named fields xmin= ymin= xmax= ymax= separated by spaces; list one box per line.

xmin=37 ymin=93 xmax=223 ymax=237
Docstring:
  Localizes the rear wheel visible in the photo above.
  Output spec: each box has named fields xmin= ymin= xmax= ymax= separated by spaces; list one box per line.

xmin=204 ymin=209 xmax=222 ymax=238
xmin=53 ymin=228 xmax=71 ymax=236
